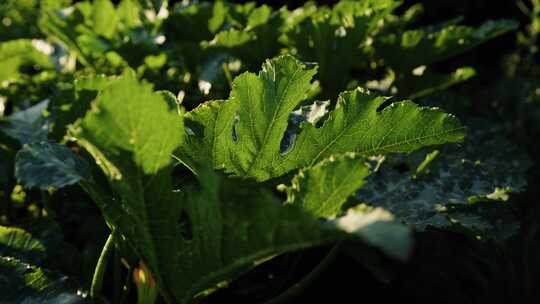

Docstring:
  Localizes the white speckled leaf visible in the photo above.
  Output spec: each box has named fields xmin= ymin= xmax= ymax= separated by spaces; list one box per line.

xmin=356 ymin=122 xmax=529 ymax=239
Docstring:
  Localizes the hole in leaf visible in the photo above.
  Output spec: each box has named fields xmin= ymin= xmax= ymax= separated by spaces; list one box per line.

xmin=279 ymin=101 xmax=330 ymax=155
xmin=280 ymin=131 xmax=296 ymax=156
xmin=232 ymin=114 xmax=239 ymax=143
xmin=376 ymin=97 xmax=394 ymax=113
xmin=178 ymin=209 xmax=193 ymax=241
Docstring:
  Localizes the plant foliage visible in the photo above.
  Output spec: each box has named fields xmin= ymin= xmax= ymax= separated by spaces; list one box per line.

xmin=0 ymin=0 xmax=531 ymax=303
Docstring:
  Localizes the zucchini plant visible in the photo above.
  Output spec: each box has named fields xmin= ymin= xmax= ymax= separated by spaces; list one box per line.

xmin=9 ymin=55 xmax=463 ymax=303
xmin=0 ymin=0 xmax=529 ymax=303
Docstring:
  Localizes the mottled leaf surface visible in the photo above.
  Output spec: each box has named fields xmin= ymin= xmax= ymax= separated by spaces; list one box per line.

xmin=356 ymin=123 xmax=529 ymax=239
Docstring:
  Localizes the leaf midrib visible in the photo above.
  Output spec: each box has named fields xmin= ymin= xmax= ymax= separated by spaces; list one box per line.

xmin=245 ymin=66 xmax=301 ymax=176
xmin=309 ymin=119 xmax=463 ymax=166
xmin=311 ymin=164 xmax=366 ymax=217
xmin=357 ymin=126 xmax=465 ymax=155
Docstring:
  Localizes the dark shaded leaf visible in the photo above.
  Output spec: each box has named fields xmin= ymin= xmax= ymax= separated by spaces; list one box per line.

xmin=0 ymin=99 xmax=50 ymax=144
xmin=356 ymin=122 xmax=529 ymax=239
xmin=15 ymin=141 xmax=92 ymax=189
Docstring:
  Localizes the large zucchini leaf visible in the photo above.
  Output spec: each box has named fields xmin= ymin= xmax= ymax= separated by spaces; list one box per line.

xmin=178 ymin=55 xmax=464 ymax=181
xmin=72 ymin=70 xmax=411 ymax=303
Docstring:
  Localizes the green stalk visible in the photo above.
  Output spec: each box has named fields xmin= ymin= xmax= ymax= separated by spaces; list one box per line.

xmin=264 ymin=243 xmax=342 ymax=304
xmin=91 ymin=232 xmax=116 ymax=301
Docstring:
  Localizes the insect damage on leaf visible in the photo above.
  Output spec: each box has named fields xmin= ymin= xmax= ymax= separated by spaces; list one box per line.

xmin=178 ymin=55 xmax=464 ymax=181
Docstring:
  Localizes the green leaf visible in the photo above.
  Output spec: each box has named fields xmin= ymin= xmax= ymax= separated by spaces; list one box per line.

xmin=178 ymin=101 xmax=221 ymax=174
xmin=375 ymin=20 xmax=518 ymax=72
xmin=75 ymin=71 xmax=183 ymax=175
xmin=355 ymin=122 xmax=530 ymax=240
xmin=0 ymin=39 xmax=54 ymax=82
xmin=74 ymin=74 xmax=115 ymax=91
xmin=180 ymin=55 xmax=464 ymax=181
xmin=211 ymin=55 xmax=316 ymax=180
xmin=117 ymin=0 xmax=143 ymax=28
xmin=93 ymin=0 xmax=119 ymax=38
xmin=83 ymin=165 xmax=410 ymax=303
xmin=0 ymin=220 xmax=80 ymax=274
xmin=202 ymin=5 xmax=287 ymax=69
xmin=0 ymin=257 xmax=86 ymax=304
xmin=0 ymin=226 xmax=46 ymax=265
xmin=74 ymin=71 xmax=411 ymax=303
xmin=50 ymin=75 xmax=115 ymax=139
xmin=38 ymin=7 xmax=93 ymax=68
xmin=281 ymin=153 xmax=370 ymax=218
xmin=0 ymin=0 xmax=41 ymax=40
xmin=282 ymin=0 xmax=397 ymax=95
xmin=164 ymin=1 xmax=228 ymax=42
xmin=395 ymin=66 xmax=476 ymax=99
xmin=15 ymin=141 xmax=92 ymax=190
xmin=280 ymin=152 xmax=411 ymax=260
xmin=71 ymin=71 xmax=185 ymax=300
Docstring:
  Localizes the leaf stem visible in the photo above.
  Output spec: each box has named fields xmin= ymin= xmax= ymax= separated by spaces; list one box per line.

xmin=264 ymin=243 xmax=342 ymax=304
xmin=91 ymin=231 xmax=116 ymax=301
